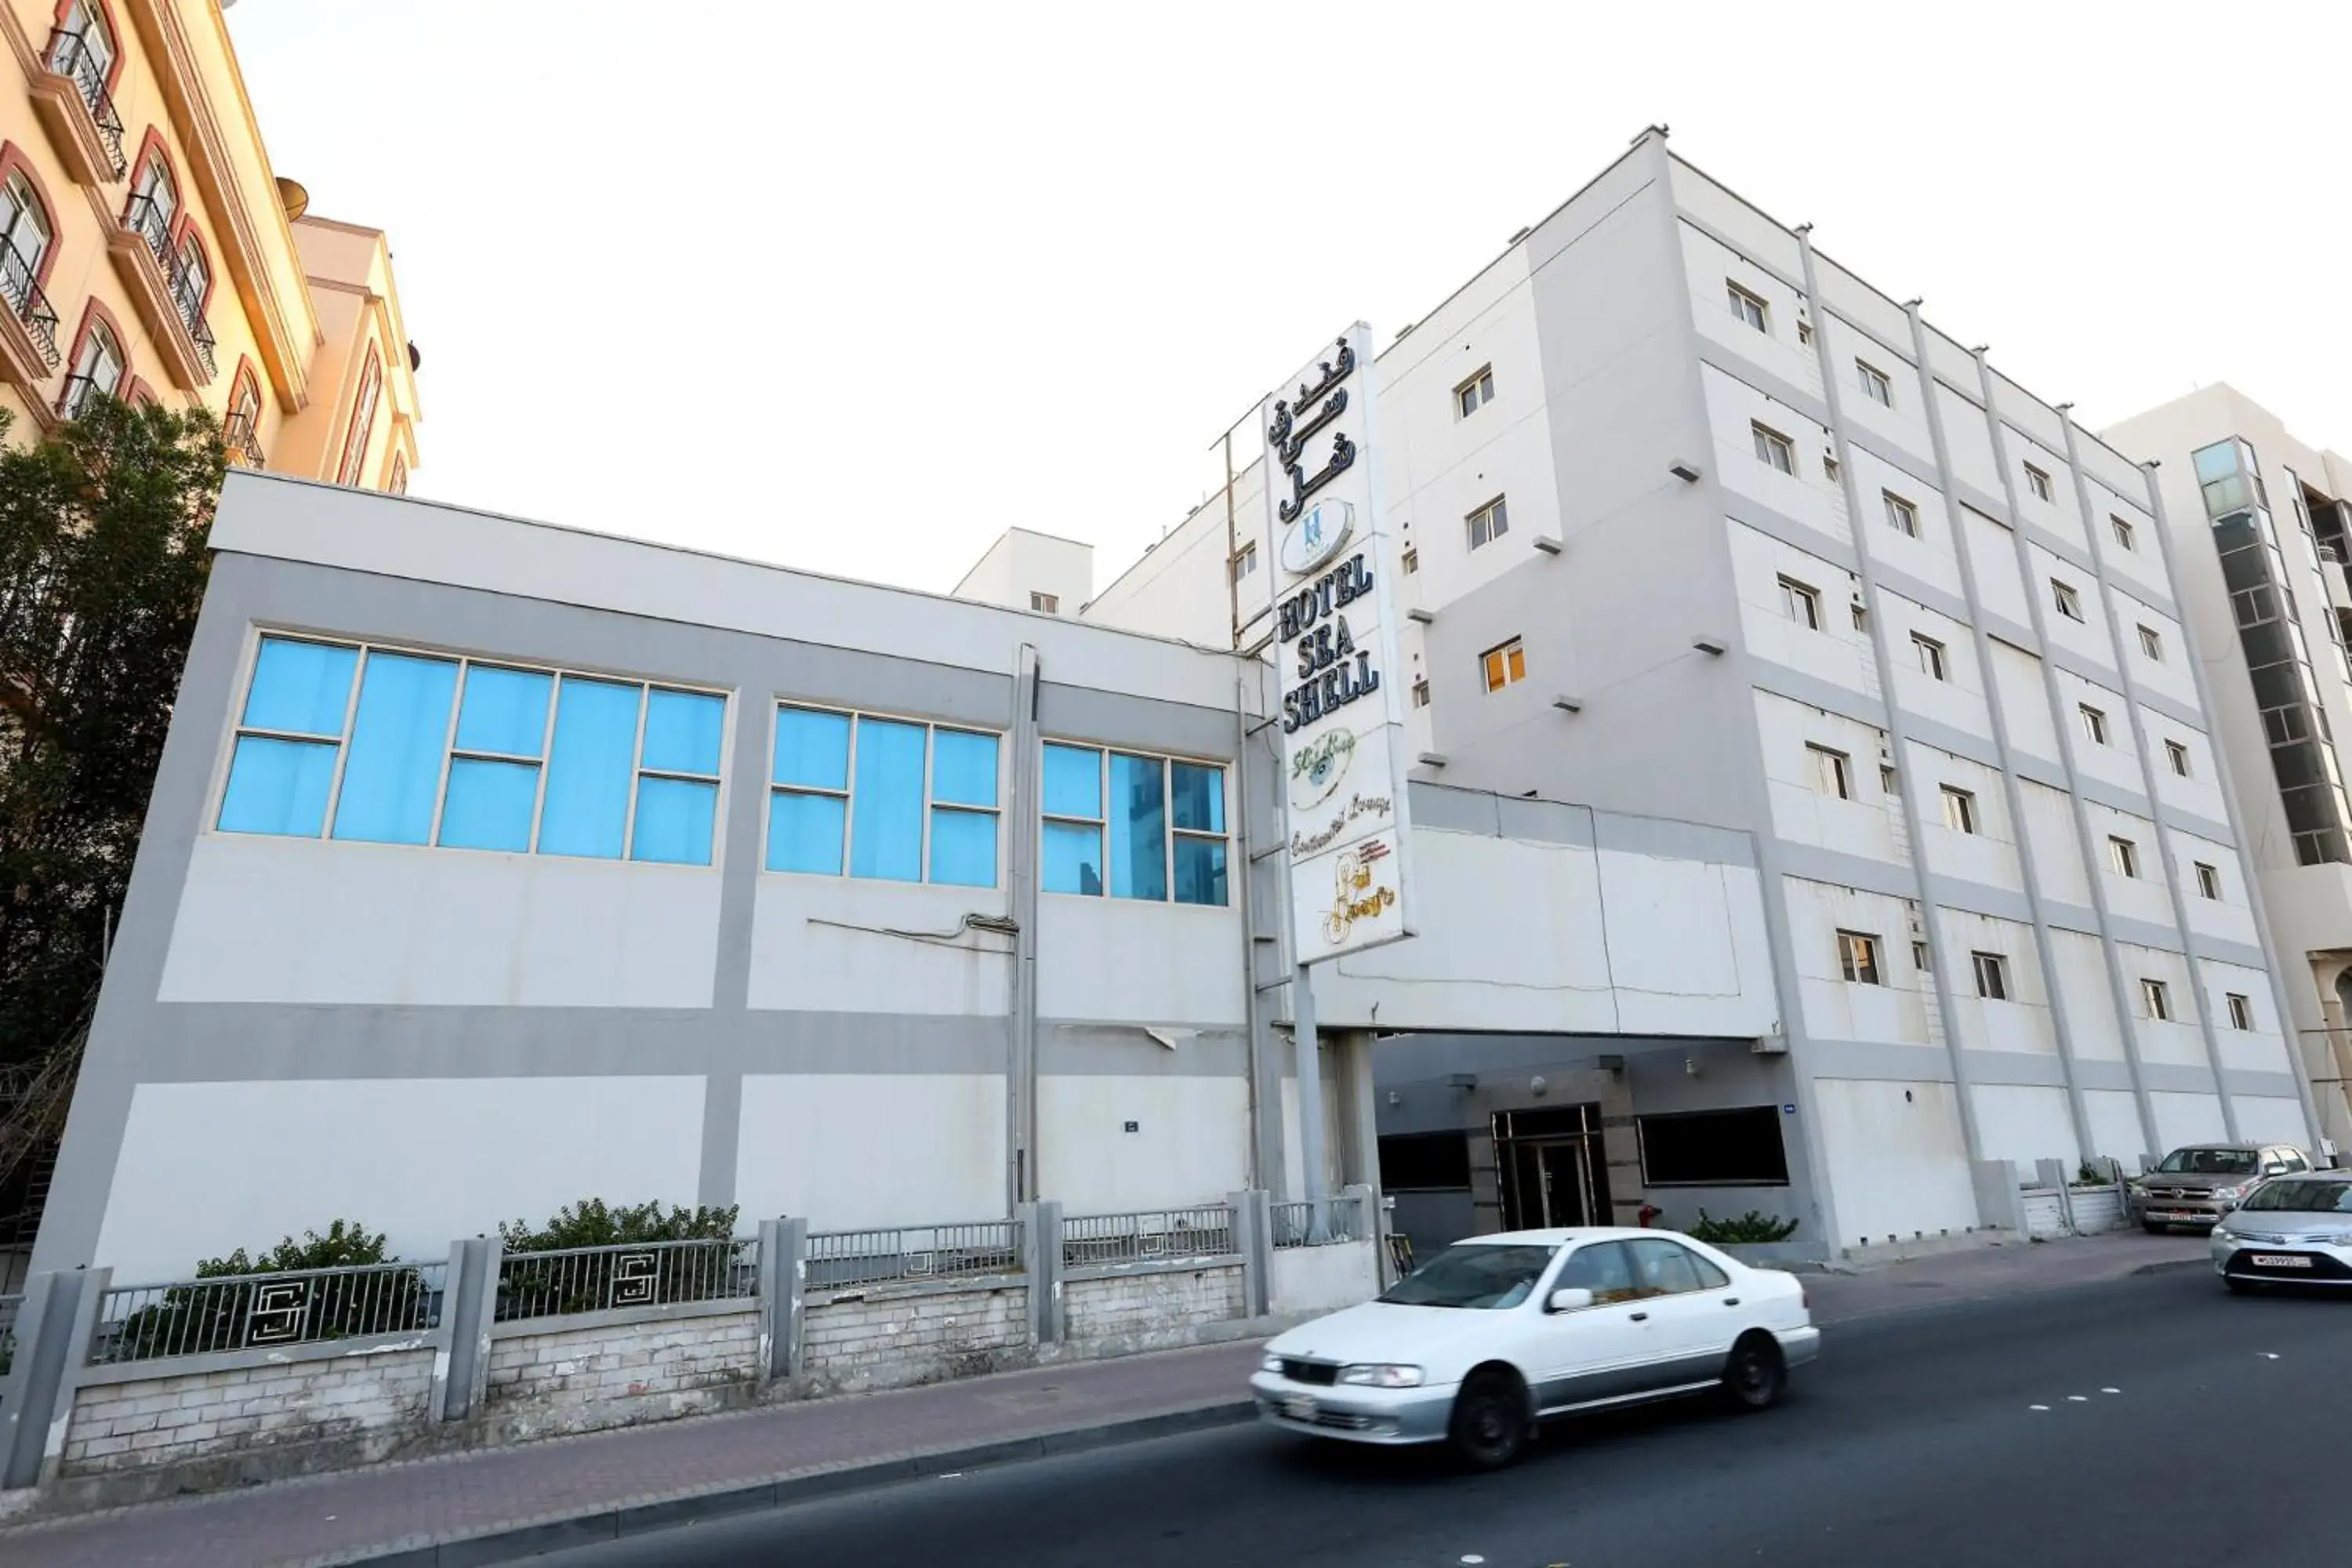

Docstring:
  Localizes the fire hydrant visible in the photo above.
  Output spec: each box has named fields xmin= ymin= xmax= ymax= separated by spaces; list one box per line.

xmin=1638 ymin=1203 xmax=1662 ymax=1229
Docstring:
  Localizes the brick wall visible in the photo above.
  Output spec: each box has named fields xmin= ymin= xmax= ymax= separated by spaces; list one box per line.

xmin=800 ymin=1280 xmax=1028 ymax=1396
xmin=1063 ymin=1265 xmax=1243 ymax=1348
xmin=60 ymin=1348 xmax=434 ymax=1476
xmin=484 ymin=1309 xmax=760 ymax=1438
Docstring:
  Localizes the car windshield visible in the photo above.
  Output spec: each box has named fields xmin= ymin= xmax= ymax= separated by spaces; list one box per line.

xmin=2238 ymin=1180 xmax=2352 ymax=1214
xmin=1378 ymin=1244 xmax=1556 ymax=1309
xmin=2154 ymin=1147 xmax=2258 ymax=1175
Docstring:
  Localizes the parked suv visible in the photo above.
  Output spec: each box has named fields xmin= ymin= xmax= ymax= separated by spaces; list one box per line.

xmin=2127 ymin=1143 xmax=2311 ymax=1232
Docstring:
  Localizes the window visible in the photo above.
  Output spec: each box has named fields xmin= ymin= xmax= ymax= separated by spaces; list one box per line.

xmin=1797 ymin=320 xmax=1813 ymax=347
xmin=1857 ymin=360 xmax=1893 ymax=408
xmin=768 ymin=707 xmax=1000 ymax=887
xmin=1879 ymin=764 xmax=1898 ymax=794
xmin=1636 ymin=1107 xmax=1790 ymax=1186
xmin=1808 ymin=743 xmax=1852 ymax=800
xmin=1230 ymin=543 xmax=1257 ymax=583
xmin=1912 ymin=632 xmax=1947 ymax=681
xmin=1971 ymin=951 xmax=2008 ymax=1001
xmin=1480 ymin=637 xmax=1527 ymax=693
xmin=1778 ymin=575 xmax=1821 ymax=630
xmin=336 ymin=347 xmax=383 ymax=488
xmin=2079 ymin=704 xmax=2110 ymax=746
xmin=1911 ymin=940 xmax=1931 ymax=971
xmin=125 ymin=148 xmax=178 ymax=255
xmin=2137 ymin=624 xmax=2163 ymax=662
xmin=1883 ymin=491 xmax=1920 ymax=538
xmin=2195 ymin=861 xmax=2222 ymax=900
xmin=1377 ymin=1131 xmax=1472 ymax=1192
xmin=2107 ymin=836 xmax=2140 ymax=878
xmin=1629 ymin=1237 xmax=1729 ymax=1296
xmin=2111 ymin=515 xmax=2137 ymax=552
xmin=1751 ymin=422 xmax=1795 ymax=474
xmin=50 ymin=0 xmax=117 ymax=86
xmin=1039 ymin=743 xmax=1225 ymax=906
xmin=2024 ymin=463 xmax=2053 ymax=502
xmin=2 ymin=170 xmax=53 ymax=295
xmin=1849 ymin=597 xmax=1867 ymax=633
xmin=2141 ymin=977 xmax=2172 ymax=1021
xmin=1823 ymin=454 xmax=1841 ymax=483
xmin=2165 ymin=739 xmax=2191 ymax=777
xmin=1727 ymin=281 xmax=1768 ymax=332
xmin=387 ymin=454 xmax=408 ymax=495
xmin=2050 ymin=579 xmax=2084 ymax=621
xmin=2227 ymin=993 xmax=2254 ymax=1031
xmin=223 ymin=364 xmax=263 ymax=463
xmin=1467 ymin=495 xmax=1508 ymax=550
xmin=1941 ymin=785 xmax=1978 ymax=833
xmin=1029 ymin=591 xmax=1059 ymax=615
xmin=60 ymin=317 xmax=124 ymax=418
xmin=1837 ymin=930 xmax=1882 ymax=985
xmin=1410 ymin=678 xmax=1430 ymax=709
xmin=1554 ymin=1242 xmax=1642 ymax=1306
xmin=218 ymin=635 xmax=725 ymax=865
xmin=1455 ymin=366 xmax=1494 ymax=418
xmin=172 ymin=232 xmax=210 ymax=327
xmin=1401 ymin=547 xmax=1418 ymax=575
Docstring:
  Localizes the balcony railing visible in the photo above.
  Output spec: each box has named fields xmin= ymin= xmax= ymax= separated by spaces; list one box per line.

xmin=122 ymin=194 xmax=218 ymax=383
xmin=223 ymin=411 xmax=266 ymax=469
xmin=0 ymin=241 xmax=62 ymax=369
xmin=56 ymin=372 xmax=107 ymax=421
xmin=42 ymin=31 xmax=127 ymax=180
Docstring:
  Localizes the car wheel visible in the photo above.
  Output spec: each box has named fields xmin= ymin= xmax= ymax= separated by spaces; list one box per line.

xmin=1722 ymin=1333 xmax=1787 ymax=1412
xmin=1446 ymin=1371 xmax=1529 ymax=1470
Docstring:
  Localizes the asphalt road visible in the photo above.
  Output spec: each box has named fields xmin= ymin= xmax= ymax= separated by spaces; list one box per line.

xmin=540 ymin=1269 xmax=2345 ymax=1567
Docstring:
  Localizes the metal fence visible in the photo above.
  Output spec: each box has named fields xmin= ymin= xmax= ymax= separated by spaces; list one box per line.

xmin=1062 ymin=1205 xmax=1236 ymax=1269
xmin=495 ymin=1236 xmax=759 ymax=1324
xmin=89 ymin=1261 xmax=446 ymax=1367
xmin=1269 ymin=1196 xmax=1367 ymax=1249
xmin=805 ymin=1221 xmax=1022 ymax=1292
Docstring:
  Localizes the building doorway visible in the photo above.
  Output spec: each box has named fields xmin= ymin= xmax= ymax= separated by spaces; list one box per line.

xmin=1494 ymin=1104 xmax=1610 ymax=1231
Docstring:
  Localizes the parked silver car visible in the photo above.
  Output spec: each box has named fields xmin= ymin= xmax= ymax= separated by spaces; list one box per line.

xmin=2125 ymin=1143 xmax=2313 ymax=1232
xmin=2210 ymin=1171 xmax=2352 ymax=1290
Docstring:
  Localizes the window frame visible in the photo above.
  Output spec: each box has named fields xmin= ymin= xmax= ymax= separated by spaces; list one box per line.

xmin=1454 ymin=365 xmax=1494 ymax=419
xmin=768 ymin=703 xmax=1006 ymax=888
xmin=1726 ymin=281 xmax=1769 ymax=333
xmin=2024 ymin=463 xmax=2054 ymax=502
xmin=2107 ymin=835 xmax=2140 ymax=879
xmin=1940 ymin=784 xmax=1977 ymax=834
xmin=2111 ymin=514 xmax=2137 ymax=552
xmin=213 ymin=630 xmax=731 ymax=866
xmin=2194 ymin=860 xmax=2222 ymax=900
xmin=1836 ymin=929 xmax=1883 ymax=985
xmin=1467 ymin=495 xmax=1509 ymax=550
xmin=1751 ymin=421 xmax=1795 ymax=475
xmin=1230 ymin=543 xmax=1257 ymax=583
xmin=1806 ymin=742 xmax=1853 ymax=800
xmin=1029 ymin=591 xmax=1059 ymax=615
xmin=2050 ymin=579 xmax=2084 ymax=621
xmin=1480 ymin=637 xmax=1527 ymax=694
xmin=1778 ymin=575 xmax=1822 ymax=630
xmin=2165 ymin=739 xmax=2191 ymax=777
xmin=1882 ymin=490 xmax=1920 ymax=538
xmin=1912 ymin=631 xmax=1948 ymax=681
xmin=57 ymin=300 xmax=126 ymax=417
xmin=1857 ymin=359 xmax=1894 ymax=408
xmin=0 ymin=158 xmax=60 ymax=289
xmin=1036 ymin=741 xmax=1229 ymax=906
xmin=2140 ymin=977 xmax=2172 ymax=1022
xmin=2137 ymin=623 xmax=2163 ymax=662
xmin=2079 ymin=704 xmax=2110 ymax=746
xmin=2227 ymin=993 xmax=2254 ymax=1031
xmin=336 ymin=345 xmax=384 ymax=488
xmin=1971 ymin=950 xmax=2008 ymax=1001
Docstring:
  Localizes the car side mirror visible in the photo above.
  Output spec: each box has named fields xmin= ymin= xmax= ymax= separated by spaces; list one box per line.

xmin=1547 ymin=1287 xmax=1593 ymax=1314
xmin=2264 ymin=1163 xmax=2288 ymax=1176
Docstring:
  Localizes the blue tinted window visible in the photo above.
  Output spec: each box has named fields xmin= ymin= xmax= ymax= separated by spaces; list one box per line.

xmin=631 ymin=776 xmax=717 ymax=865
xmin=1044 ymin=743 xmax=1102 ymax=818
xmin=768 ymin=790 xmax=846 ymax=873
xmin=1108 ymin=752 xmax=1166 ymax=901
xmin=930 ymin=807 xmax=996 ymax=887
xmin=774 ymin=707 xmax=850 ymax=791
xmin=1044 ymin=820 xmax=1105 ymax=895
xmin=455 ymin=666 xmax=551 ymax=757
xmin=331 ymin=652 xmax=458 ymax=844
xmin=1174 ymin=836 xmax=1228 ymax=907
xmin=642 ymin=689 xmax=725 ymax=776
xmin=219 ymin=735 xmax=338 ymax=836
xmin=1171 ymin=762 xmax=1225 ymax=833
xmin=243 ymin=637 xmax=358 ymax=735
xmin=850 ymin=718 xmax=924 ymax=882
xmin=539 ymin=677 xmax=641 ymax=858
xmin=932 ymin=729 xmax=999 ymax=808
xmin=438 ymin=757 xmax=538 ymax=851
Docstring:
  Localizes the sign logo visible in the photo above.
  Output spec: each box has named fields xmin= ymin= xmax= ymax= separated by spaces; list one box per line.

xmin=1282 ymin=496 xmax=1355 ymax=576
xmin=1321 ymin=837 xmax=1397 ymax=946
xmin=1288 ymin=727 xmax=1357 ymax=811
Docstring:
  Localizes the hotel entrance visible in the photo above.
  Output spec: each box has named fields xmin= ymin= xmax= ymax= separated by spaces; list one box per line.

xmin=1494 ymin=1104 xmax=1611 ymax=1232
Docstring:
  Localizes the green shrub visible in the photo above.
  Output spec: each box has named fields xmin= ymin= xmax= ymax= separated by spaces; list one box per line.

xmin=1683 ymin=1210 xmax=1800 ymax=1245
xmin=114 ymin=1220 xmax=426 ymax=1360
xmin=495 ymin=1199 xmax=742 ymax=1323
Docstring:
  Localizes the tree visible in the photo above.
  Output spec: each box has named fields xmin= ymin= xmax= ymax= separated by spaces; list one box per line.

xmin=0 ymin=399 xmax=223 ymax=1229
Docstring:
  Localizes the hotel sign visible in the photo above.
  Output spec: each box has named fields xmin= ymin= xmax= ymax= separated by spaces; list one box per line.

xmin=1261 ymin=325 xmax=1416 ymax=963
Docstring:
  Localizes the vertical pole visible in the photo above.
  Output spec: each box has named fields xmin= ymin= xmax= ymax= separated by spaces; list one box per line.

xmin=447 ymin=1239 xmax=499 ymax=1421
xmin=1026 ymin=1200 xmax=1063 ymax=1347
xmin=755 ymin=1218 xmax=787 ymax=1389
xmin=1230 ymin=1191 xmax=1269 ymax=1319
xmin=776 ymin=1217 xmax=808 ymax=1381
xmin=35 ymin=1267 xmax=106 ymax=1486
xmin=0 ymin=1270 xmax=75 ymax=1490
xmin=1294 ymin=965 xmax=1328 ymax=1203
xmin=429 ymin=1240 xmax=466 ymax=1422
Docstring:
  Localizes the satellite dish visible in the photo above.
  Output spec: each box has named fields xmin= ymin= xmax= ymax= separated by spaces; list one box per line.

xmin=408 ymin=341 xmax=422 ymax=374
xmin=276 ymin=177 xmax=309 ymax=221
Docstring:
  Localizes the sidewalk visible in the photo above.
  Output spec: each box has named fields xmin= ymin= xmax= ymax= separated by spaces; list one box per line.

xmin=0 ymin=1229 xmax=2207 ymax=1568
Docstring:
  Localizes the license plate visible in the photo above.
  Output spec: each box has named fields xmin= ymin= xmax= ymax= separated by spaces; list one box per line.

xmin=1281 ymin=1395 xmax=1319 ymax=1421
xmin=2250 ymin=1254 xmax=2311 ymax=1269
xmin=2154 ymin=1212 xmax=2205 ymax=1222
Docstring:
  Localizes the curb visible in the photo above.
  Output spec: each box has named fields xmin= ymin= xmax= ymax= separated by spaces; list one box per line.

xmin=336 ymin=1401 xmax=1258 ymax=1567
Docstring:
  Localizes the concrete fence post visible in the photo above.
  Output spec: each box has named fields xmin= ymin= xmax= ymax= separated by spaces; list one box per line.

xmin=2035 ymin=1158 xmax=2076 ymax=1234
xmin=1340 ymin=1182 xmax=1375 ymax=1245
xmin=441 ymin=1238 xmax=501 ymax=1422
xmin=1231 ymin=1191 xmax=1270 ymax=1319
xmin=1025 ymin=1200 xmax=1062 ymax=1347
xmin=34 ymin=1266 xmax=106 ymax=1486
xmin=1 ymin=1269 xmax=83 ymax=1491
xmin=428 ymin=1240 xmax=467 ymax=1422
xmin=1970 ymin=1160 xmax=2027 ymax=1237
xmin=764 ymin=1217 xmax=808 ymax=1383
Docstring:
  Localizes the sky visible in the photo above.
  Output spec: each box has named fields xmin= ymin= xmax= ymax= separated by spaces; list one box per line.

xmin=225 ymin=1 xmax=2352 ymax=600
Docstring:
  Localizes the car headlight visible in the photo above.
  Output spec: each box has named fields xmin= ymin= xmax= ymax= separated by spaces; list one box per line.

xmin=1260 ymin=1352 xmax=1284 ymax=1374
xmin=1339 ymin=1363 xmax=1425 ymax=1388
xmin=2211 ymin=1185 xmax=2248 ymax=1204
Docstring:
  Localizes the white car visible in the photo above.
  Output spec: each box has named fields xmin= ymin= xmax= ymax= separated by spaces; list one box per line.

xmin=2209 ymin=1169 xmax=2352 ymax=1291
xmin=1251 ymin=1227 xmax=1820 ymax=1468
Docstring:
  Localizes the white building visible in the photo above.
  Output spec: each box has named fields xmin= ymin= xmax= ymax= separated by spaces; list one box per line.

xmin=1073 ymin=129 xmax=2328 ymax=1251
xmin=2106 ymin=386 xmax=2352 ymax=1151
